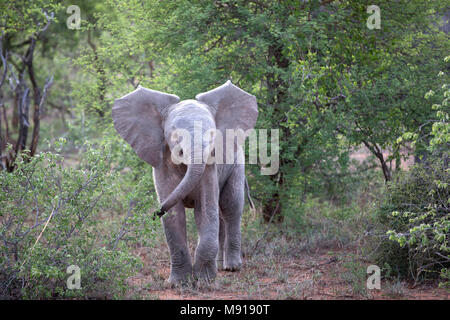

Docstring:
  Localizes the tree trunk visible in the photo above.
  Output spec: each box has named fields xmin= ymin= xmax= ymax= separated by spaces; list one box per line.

xmin=261 ymin=41 xmax=289 ymax=223
xmin=262 ymin=171 xmax=284 ymax=223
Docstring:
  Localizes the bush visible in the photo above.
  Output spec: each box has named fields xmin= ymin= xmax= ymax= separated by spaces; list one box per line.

xmin=375 ymin=61 xmax=449 ymax=286
xmin=0 ymin=139 xmax=158 ymax=299
xmin=374 ymin=157 xmax=449 ymax=284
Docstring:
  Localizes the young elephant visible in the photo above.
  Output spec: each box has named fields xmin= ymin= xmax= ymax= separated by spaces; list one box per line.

xmin=112 ymin=81 xmax=258 ymax=283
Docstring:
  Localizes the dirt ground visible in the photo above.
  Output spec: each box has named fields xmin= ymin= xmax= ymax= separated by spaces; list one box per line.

xmin=126 ymin=243 xmax=449 ymax=300
xmin=122 ymin=147 xmax=446 ymax=300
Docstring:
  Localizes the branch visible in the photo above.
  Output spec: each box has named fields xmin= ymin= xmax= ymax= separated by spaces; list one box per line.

xmin=14 ymin=81 xmax=30 ymax=154
xmin=203 ymin=35 xmax=224 ymax=53
xmin=251 ymin=200 xmax=280 ymax=255
xmin=35 ymin=11 xmax=54 ymax=40
xmin=87 ymin=29 xmax=106 ymax=117
xmin=29 ymin=76 xmax=53 ymax=156
xmin=0 ymin=33 xmax=8 ymax=89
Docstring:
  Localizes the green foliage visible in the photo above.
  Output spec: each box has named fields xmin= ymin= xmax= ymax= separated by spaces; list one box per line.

xmin=398 ymin=56 xmax=450 ymax=160
xmin=380 ymin=57 xmax=450 ymax=286
xmin=2 ymin=0 xmax=449 ymax=298
xmin=72 ymin=0 xmax=449 ymax=219
xmin=375 ymin=157 xmax=449 ymax=283
xmin=341 ymin=258 xmax=368 ymax=297
xmin=426 ymin=58 xmax=449 ymax=155
xmin=0 ymin=0 xmax=61 ymax=36
xmin=375 ymin=59 xmax=449 ymax=285
xmin=0 ymin=140 xmax=160 ymax=299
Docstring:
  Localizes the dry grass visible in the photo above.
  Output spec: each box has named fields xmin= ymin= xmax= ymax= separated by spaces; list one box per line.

xmin=123 ymin=224 xmax=449 ymax=300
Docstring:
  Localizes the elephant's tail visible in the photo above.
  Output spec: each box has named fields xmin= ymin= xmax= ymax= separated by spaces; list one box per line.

xmin=244 ymin=177 xmax=255 ymax=211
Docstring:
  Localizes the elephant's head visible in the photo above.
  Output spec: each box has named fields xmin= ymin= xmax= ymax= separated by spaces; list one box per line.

xmin=112 ymin=80 xmax=258 ymax=215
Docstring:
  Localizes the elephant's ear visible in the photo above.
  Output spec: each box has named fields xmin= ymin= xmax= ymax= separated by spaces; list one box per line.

xmin=112 ymin=86 xmax=180 ymax=167
xmin=196 ymin=80 xmax=258 ymax=134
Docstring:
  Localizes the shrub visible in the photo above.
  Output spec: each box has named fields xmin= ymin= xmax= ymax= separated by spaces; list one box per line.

xmin=0 ymin=139 xmax=157 ymax=299
xmin=375 ymin=157 xmax=449 ymax=284
xmin=374 ymin=58 xmax=449 ymax=286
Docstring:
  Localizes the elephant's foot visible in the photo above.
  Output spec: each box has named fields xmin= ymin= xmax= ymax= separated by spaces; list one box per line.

xmin=193 ymin=259 xmax=217 ymax=282
xmin=216 ymin=259 xmax=224 ymax=271
xmin=224 ymin=253 xmax=242 ymax=271
xmin=216 ymin=248 xmax=224 ymax=270
xmin=167 ymin=265 xmax=193 ymax=286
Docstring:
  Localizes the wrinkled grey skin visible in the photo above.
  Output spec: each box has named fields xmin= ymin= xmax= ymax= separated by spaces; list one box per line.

xmin=112 ymin=81 xmax=258 ymax=284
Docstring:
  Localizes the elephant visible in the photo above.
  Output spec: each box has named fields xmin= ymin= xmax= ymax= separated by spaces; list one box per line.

xmin=112 ymin=80 xmax=258 ymax=284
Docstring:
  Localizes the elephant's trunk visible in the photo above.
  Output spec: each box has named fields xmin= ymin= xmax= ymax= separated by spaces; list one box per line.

xmin=160 ymin=149 xmax=206 ymax=213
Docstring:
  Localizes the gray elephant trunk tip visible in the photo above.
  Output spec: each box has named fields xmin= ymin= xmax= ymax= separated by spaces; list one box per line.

xmin=152 ymin=208 xmax=167 ymax=220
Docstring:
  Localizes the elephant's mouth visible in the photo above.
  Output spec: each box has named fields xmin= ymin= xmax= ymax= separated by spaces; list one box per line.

xmin=182 ymin=197 xmax=195 ymax=209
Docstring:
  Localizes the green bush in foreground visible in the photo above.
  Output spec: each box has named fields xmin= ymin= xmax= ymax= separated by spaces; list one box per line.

xmin=375 ymin=63 xmax=449 ymax=286
xmin=0 ymin=140 xmax=156 ymax=299
xmin=375 ymin=158 xmax=449 ymax=285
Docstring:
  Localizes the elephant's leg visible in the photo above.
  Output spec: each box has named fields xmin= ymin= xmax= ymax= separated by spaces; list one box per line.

xmin=161 ymin=202 xmax=192 ymax=284
xmin=216 ymin=215 xmax=225 ymax=270
xmin=154 ymin=167 xmax=192 ymax=284
xmin=192 ymin=167 xmax=220 ymax=282
xmin=219 ymin=165 xmax=244 ymax=271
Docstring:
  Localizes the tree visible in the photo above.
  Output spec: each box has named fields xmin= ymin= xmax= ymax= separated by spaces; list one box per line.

xmin=0 ymin=1 xmax=60 ymax=170
xmin=74 ymin=0 xmax=449 ymax=221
